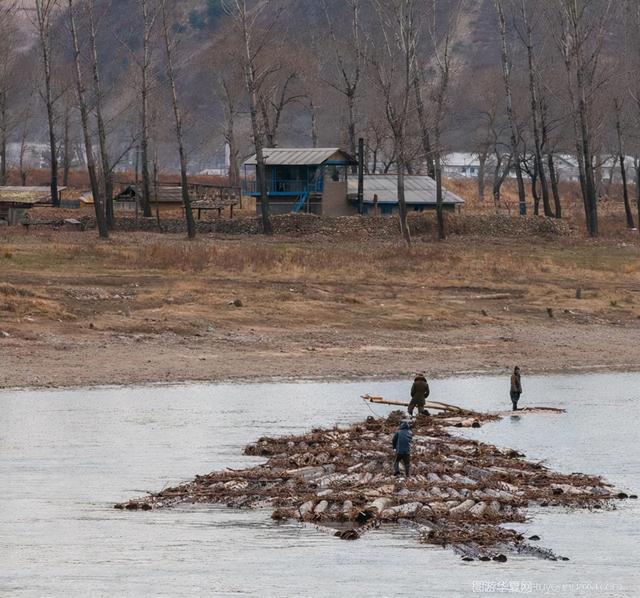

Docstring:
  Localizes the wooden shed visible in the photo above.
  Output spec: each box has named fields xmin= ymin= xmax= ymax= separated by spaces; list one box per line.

xmin=0 ymin=186 xmax=63 ymax=225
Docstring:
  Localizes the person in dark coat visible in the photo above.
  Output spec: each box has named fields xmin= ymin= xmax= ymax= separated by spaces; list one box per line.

xmin=392 ymin=421 xmax=413 ymax=476
xmin=510 ymin=366 xmax=522 ymax=411
xmin=408 ymin=374 xmax=430 ymax=416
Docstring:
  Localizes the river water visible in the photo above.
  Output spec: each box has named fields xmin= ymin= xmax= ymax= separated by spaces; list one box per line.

xmin=1 ymin=373 xmax=639 ymax=597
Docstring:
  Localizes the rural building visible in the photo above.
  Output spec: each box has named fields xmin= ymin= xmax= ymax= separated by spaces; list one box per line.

xmin=113 ymin=181 xmax=241 ymax=217
xmin=242 ymin=148 xmax=465 ymax=216
xmin=347 ymin=175 xmax=464 ymax=215
xmin=114 ymin=184 xmax=184 ymax=215
xmin=442 ymin=152 xmax=485 ymax=178
xmin=242 ymin=148 xmax=357 ymax=215
xmin=0 ymin=186 xmax=63 ymax=224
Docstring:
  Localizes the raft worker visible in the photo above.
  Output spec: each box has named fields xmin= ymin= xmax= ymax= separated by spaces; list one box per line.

xmin=510 ymin=366 xmax=523 ymax=411
xmin=408 ymin=373 xmax=430 ymax=416
xmin=392 ymin=421 xmax=413 ymax=477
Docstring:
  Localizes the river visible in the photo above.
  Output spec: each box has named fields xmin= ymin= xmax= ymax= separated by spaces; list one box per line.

xmin=1 ymin=373 xmax=639 ymax=597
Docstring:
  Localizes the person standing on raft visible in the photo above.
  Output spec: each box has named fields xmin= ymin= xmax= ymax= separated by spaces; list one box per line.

xmin=510 ymin=366 xmax=522 ymax=411
xmin=392 ymin=421 xmax=413 ymax=477
xmin=408 ymin=373 xmax=430 ymax=416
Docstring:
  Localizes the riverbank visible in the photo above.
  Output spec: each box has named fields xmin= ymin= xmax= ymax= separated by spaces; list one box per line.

xmin=1 ymin=228 xmax=639 ymax=389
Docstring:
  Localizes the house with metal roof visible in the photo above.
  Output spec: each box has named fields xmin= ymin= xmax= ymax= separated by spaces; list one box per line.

xmin=347 ymin=175 xmax=464 ymax=215
xmin=242 ymin=148 xmax=357 ymax=215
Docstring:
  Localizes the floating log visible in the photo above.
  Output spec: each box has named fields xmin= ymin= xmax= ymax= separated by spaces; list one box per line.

xmin=115 ymin=407 xmax=628 ymax=560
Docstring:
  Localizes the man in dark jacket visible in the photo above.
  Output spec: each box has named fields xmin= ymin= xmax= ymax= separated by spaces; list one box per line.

xmin=408 ymin=374 xmax=430 ymax=416
xmin=392 ymin=421 xmax=413 ymax=477
xmin=510 ymin=366 xmax=522 ymax=411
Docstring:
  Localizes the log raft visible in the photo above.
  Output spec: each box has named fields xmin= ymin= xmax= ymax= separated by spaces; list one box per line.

xmin=115 ymin=408 xmax=634 ymax=561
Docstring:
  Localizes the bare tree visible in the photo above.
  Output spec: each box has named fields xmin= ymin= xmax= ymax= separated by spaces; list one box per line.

xmin=413 ymin=68 xmax=435 ymax=179
xmin=226 ymin=0 xmax=279 ymax=235
xmin=517 ymin=0 xmax=553 ymax=217
xmin=0 ymin=2 xmax=19 ymax=185
xmin=426 ymin=0 xmax=463 ymax=240
xmin=33 ymin=0 xmax=60 ymax=206
xmin=219 ymin=73 xmax=242 ymax=188
xmin=553 ymin=0 xmax=615 ymax=236
xmin=140 ymin=0 xmax=155 ymax=217
xmin=209 ymin=32 xmax=245 ymax=188
xmin=86 ymin=0 xmax=115 ymax=228
xmin=626 ymin=0 xmax=640 ymax=232
xmin=67 ymin=0 xmax=108 ymax=238
xmin=323 ymin=0 xmax=362 ymax=157
xmin=494 ymin=0 xmax=527 ymax=215
xmin=18 ymin=90 xmax=35 ymax=186
xmin=160 ymin=0 xmax=196 ymax=238
xmin=613 ymin=97 xmax=635 ymax=229
xmin=370 ymin=0 xmax=419 ymax=246
xmin=258 ymin=69 xmax=304 ymax=148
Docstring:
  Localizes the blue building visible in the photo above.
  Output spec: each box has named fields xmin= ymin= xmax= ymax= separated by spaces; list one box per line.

xmin=242 ymin=147 xmax=358 ymax=215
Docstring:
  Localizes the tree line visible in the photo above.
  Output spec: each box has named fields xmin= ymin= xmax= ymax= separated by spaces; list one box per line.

xmin=0 ymin=0 xmax=638 ymax=241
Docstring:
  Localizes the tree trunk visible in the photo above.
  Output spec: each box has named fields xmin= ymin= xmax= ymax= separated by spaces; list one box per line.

xmin=614 ymin=100 xmax=635 ymax=229
xmin=140 ymin=0 xmax=152 ymax=217
xmin=310 ymin=99 xmax=318 ymax=148
xmin=413 ymin=73 xmax=435 ymax=179
xmin=36 ymin=2 xmax=59 ymax=207
xmin=547 ymin=153 xmax=561 ymax=218
xmin=530 ymin=169 xmax=540 ymax=215
xmin=477 ymin=151 xmax=487 ymax=199
xmin=62 ymin=102 xmax=70 ymax=187
xmin=0 ymin=90 xmax=6 ymax=186
xmin=396 ymin=150 xmax=411 ymax=246
xmin=619 ymin=155 xmax=634 ymax=229
xmin=435 ymin=153 xmax=445 ymax=240
xmin=68 ymin=0 xmax=108 ymax=238
xmin=636 ymin=158 xmax=640 ymax=233
xmin=237 ymin=0 xmax=272 ymax=235
xmin=494 ymin=0 xmax=526 ymax=214
xmin=87 ymin=0 xmax=114 ymax=229
xmin=161 ymin=0 xmax=195 ymax=239
xmin=521 ymin=0 xmax=551 ymax=217
xmin=227 ymin=136 xmax=240 ymax=189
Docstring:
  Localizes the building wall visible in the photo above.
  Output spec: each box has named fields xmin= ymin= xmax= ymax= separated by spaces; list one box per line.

xmin=362 ymin=203 xmax=458 ymax=216
xmin=0 ymin=206 xmax=27 ymax=225
xmin=320 ymin=176 xmax=354 ymax=216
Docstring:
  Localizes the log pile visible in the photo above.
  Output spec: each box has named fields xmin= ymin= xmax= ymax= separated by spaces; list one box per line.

xmin=115 ymin=410 xmax=635 ymax=561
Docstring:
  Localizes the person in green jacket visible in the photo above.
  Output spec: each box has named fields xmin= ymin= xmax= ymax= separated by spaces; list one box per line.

xmin=408 ymin=374 xmax=430 ymax=416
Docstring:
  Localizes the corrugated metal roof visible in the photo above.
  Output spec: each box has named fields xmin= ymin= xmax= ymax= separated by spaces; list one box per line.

xmin=347 ymin=175 xmax=464 ymax=205
xmin=244 ymin=148 xmax=354 ymax=166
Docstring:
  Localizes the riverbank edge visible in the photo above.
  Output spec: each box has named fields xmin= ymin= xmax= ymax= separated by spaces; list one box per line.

xmin=2 ymin=362 xmax=639 ymax=393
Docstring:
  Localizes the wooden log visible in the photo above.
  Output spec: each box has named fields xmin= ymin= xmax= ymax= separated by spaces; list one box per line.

xmin=449 ymin=499 xmax=476 ymax=515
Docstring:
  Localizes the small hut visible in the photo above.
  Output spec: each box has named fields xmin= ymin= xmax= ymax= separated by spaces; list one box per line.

xmin=0 ymin=186 xmax=63 ymax=225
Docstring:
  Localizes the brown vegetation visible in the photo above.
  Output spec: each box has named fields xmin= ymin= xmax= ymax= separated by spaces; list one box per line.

xmin=0 ymin=201 xmax=638 ymax=388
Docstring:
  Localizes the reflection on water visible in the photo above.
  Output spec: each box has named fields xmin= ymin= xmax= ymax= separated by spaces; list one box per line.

xmin=1 ymin=374 xmax=639 ymax=597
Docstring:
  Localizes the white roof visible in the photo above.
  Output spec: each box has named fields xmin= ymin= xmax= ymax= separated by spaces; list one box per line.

xmin=244 ymin=147 xmax=353 ymax=166
xmin=347 ymin=175 xmax=464 ymax=205
xmin=442 ymin=152 xmax=480 ymax=167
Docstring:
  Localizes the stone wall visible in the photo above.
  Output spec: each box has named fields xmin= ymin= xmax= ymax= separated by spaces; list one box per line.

xmin=99 ymin=213 xmax=570 ymax=239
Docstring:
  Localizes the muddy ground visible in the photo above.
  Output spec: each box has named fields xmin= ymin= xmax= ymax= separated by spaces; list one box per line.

xmin=1 ymin=227 xmax=639 ymax=389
